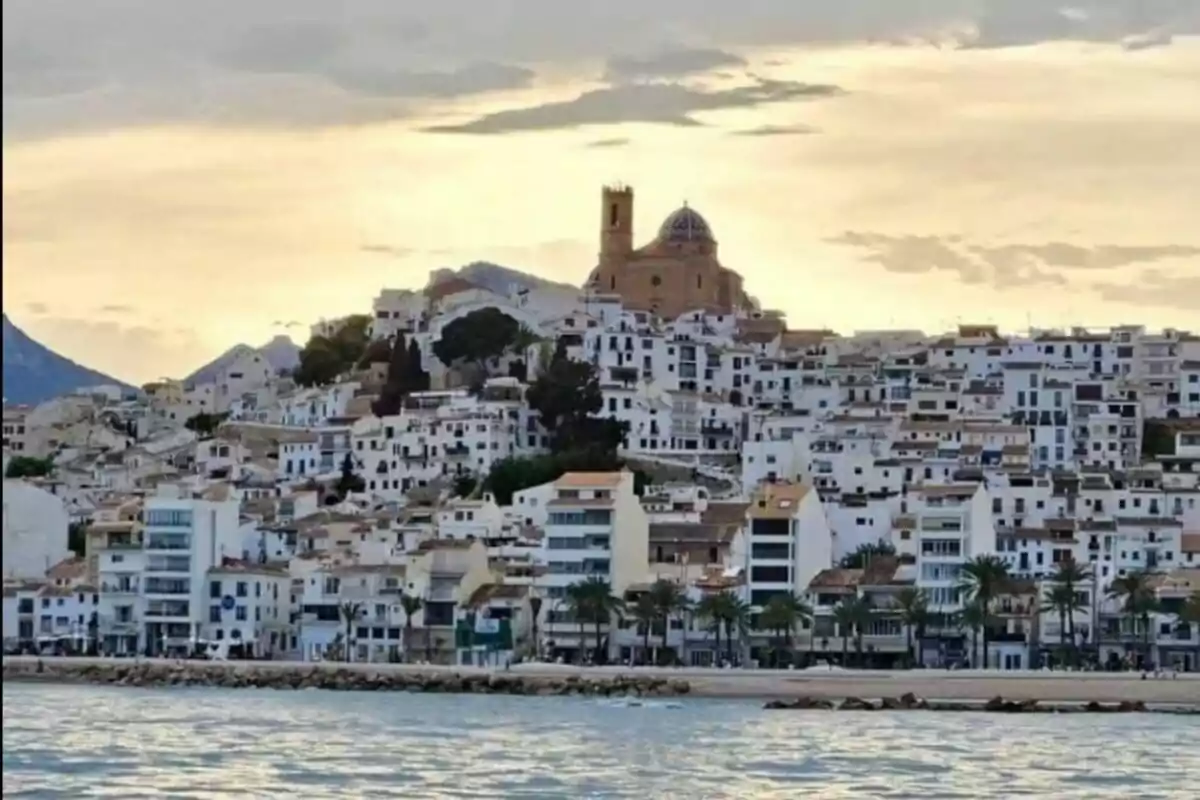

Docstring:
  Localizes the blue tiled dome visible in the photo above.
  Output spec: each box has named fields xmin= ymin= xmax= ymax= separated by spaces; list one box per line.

xmin=658 ymin=204 xmax=713 ymax=243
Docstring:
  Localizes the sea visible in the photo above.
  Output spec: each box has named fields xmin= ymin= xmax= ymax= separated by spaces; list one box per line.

xmin=2 ymin=683 xmax=1196 ymax=799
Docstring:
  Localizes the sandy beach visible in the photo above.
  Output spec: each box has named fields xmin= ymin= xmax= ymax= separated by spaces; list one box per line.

xmin=5 ymin=656 xmax=1198 ymax=704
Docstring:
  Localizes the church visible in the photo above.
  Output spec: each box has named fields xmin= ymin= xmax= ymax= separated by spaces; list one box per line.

xmin=588 ymin=185 xmax=754 ymax=320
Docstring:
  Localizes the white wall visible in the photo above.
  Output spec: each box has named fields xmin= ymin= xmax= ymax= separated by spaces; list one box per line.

xmin=2 ymin=480 xmax=71 ymax=579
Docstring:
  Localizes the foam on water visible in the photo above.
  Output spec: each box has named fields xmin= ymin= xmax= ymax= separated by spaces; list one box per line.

xmin=3 ymin=683 xmax=1197 ymax=798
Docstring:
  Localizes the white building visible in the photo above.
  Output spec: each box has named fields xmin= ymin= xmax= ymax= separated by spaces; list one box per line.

xmin=2 ymin=480 xmax=71 ymax=580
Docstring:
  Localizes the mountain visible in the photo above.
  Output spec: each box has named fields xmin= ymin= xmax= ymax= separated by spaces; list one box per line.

xmin=426 ymin=261 xmax=579 ymax=296
xmin=184 ymin=335 xmax=301 ymax=386
xmin=2 ymin=313 xmax=132 ymax=406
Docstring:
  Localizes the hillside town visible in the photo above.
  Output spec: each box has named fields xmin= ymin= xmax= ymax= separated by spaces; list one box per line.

xmin=3 ymin=186 xmax=1200 ymax=673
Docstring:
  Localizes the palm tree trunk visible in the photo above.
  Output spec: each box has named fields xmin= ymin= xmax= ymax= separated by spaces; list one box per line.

xmin=594 ymin=621 xmax=604 ymax=665
xmin=905 ymin=625 xmax=913 ymax=669
xmin=578 ymin=621 xmax=586 ymax=665
xmin=1058 ymin=610 xmax=1067 ymax=666
xmin=841 ymin=635 xmax=848 ymax=666
xmin=642 ymin=625 xmax=651 ymax=665
xmin=713 ymin=627 xmax=722 ymax=667
xmin=724 ymin=621 xmax=735 ymax=665
xmin=972 ymin=629 xmax=979 ymax=668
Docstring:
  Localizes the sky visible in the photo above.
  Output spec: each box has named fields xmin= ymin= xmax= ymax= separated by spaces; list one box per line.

xmin=3 ymin=1 xmax=1199 ymax=384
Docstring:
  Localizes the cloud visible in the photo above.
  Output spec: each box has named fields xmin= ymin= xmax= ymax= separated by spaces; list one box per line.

xmin=97 ymin=303 xmax=135 ymax=314
xmin=731 ymin=123 xmax=818 ymax=137
xmin=830 ymin=233 xmax=1200 ymax=289
xmin=603 ymin=48 xmax=747 ymax=82
xmin=1091 ymin=270 xmax=1200 ymax=312
xmin=361 ymin=244 xmax=416 ymax=258
xmin=23 ymin=302 xmax=49 ymax=315
xmin=423 ymin=77 xmax=842 ymax=134
xmin=4 ymin=1 xmax=1195 ymax=137
xmin=585 ymin=137 xmax=631 ymax=148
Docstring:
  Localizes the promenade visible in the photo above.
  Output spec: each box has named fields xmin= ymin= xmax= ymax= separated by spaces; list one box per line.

xmin=5 ymin=656 xmax=1198 ymax=704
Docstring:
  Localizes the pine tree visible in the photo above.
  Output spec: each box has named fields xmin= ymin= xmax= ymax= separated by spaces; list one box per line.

xmin=372 ymin=334 xmax=410 ymax=416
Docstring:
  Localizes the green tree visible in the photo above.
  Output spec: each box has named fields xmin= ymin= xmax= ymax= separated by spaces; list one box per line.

xmin=372 ymin=332 xmax=410 ymax=417
xmin=894 ymin=587 xmax=930 ymax=668
xmin=68 ymin=521 xmax=89 ymax=557
xmin=957 ymin=554 xmax=1011 ymax=669
xmin=335 ymin=453 xmax=365 ymax=499
xmin=838 ymin=539 xmax=896 ymax=569
xmin=759 ymin=593 xmax=813 ymax=667
xmin=405 ymin=338 xmax=430 ymax=391
xmin=339 ymin=601 xmax=363 ymax=662
xmin=1046 ymin=557 xmax=1090 ymax=664
xmin=294 ymin=315 xmax=372 ymax=388
xmin=565 ymin=577 xmax=624 ymax=664
xmin=526 ymin=343 xmax=626 ymax=454
xmin=957 ymin=601 xmax=989 ymax=667
xmin=1178 ymin=592 xmax=1200 ymax=670
xmin=695 ymin=590 xmax=749 ymax=666
xmin=432 ymin=308 xmax=521 ymax=375
xmin=1108 ymin=570 xmax=1159 ymax=667
xmin=646 ymin=579 xmax=691 ymax=665
xmin=630 ymin=593 xmax=659 ymax=664
xmin=400 ymin=593 xmax=424 ymax=663
xmin=5 ymin=456 xmax=55 ymax=479
xmin=183 ymin=412 xmax=229 ymax=437
xmin=357 ymin=337 xmax=393 ymax=368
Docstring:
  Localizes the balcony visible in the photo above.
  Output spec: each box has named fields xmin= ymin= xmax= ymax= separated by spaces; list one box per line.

xmin=445 ymin=443 xmax=470 ymax=458
xmin=145 ymin=535 xmax=191 ymax=552
xmin=100 ymin=581 xmax=139 ymax=595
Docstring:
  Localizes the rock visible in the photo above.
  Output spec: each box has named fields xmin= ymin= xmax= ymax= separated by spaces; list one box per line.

xmin=839 ymin=697 xmax=876 ymax=711
xmin=1117 ymin=700 xmax=1147 ymax=713
xmin=983 ymin=696 xmax=1006 ymax=712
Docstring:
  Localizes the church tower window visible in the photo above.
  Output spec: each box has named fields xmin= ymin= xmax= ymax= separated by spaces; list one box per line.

xmin=610 ymin=276 xmax=616 ymax=290
xmin=697 ymin=274 xmax=702 ymax=289
xmin=651 ymin=275 xmax=662 ymax=287
xmin=609 ymin=203 xmax=619 ymax=226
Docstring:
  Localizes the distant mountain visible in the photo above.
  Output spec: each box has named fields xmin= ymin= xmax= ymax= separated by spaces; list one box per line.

xmin=426 ymin=261 xmax=579 ymax=296
xmin=2 ymin=313 xmax=132 ymax=406
xmin=185 ymin=335 xmax=301 ymax=386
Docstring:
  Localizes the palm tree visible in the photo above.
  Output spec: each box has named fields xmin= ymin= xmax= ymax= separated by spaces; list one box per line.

xmin=1178 ymin=592 xmax=1200 ymax=671
xmin=631 ymin=593 xmax=659 ymax=664
xmin=1040 ymin=583 xmax=1075 ymax=666
xmin=1108 ymin=571 xmax=1158 ymax=668
xmin=957 ymin=601 xmax=988 ymax=668
xmin=647 ymin=579 xmax=690 ymax=665
xmin=759 ymin=593 xmax=813 ymax=668
xmin=695 ymin=593 xmax=725 ymax=663
xmin=528 ymin=595 xmax=543 ymax=660
xmin=338 ymin=601 xmax=363 ymax=663
xmin=566 ymin=577 xmax=624 ymax=664
xmin=894 ymin=588 xmax=930 ymax=669
xmin=399 ymin=593 xmax=423 ymax=663
xmin=957 ymin=555 xmax=1011 ymax=669
xmin=1048 ymin=557 xmax=1090 ymax=664
xmin=720 ymin=593 xmax=750 ymax=666
xmin=832 ymin=598 xmax=858 ymax=667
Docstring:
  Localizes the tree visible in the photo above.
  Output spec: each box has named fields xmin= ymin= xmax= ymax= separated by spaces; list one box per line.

xmin=894 ymin=587 xmax=930 ymax=669
xmin=631 ymin=594 xmax=659 ymax=664
xmin=646 ymin=579 xmax=691 ymax=665
xmin=405 ymin=338 xmax=430 ymax=392
xmin=357 ymin=337 xmax=393 ymax=368
xmin=759 ymin=593 xmax=813 ymax=668
xmin=1047 ymin=557 xmax=1090 ymax=665
xmin=87 ymin=611 xmax=99 ymax=657
xmin=566 ymin=577 xmax=624 ymax=664
xmin=372 ymin=333 xmax=410 ymax=417
xmin=1108 ymin=570 xmax=1159 ymax=668
xmin=528 ymin=595 xmax=543 ymax=660
xmin=433 ymin=308 xmax=521 ymax=374
xmin=451 ymin=475 xmax=477 ymax=498
xmin=294 ymin=315 xmax=372 ymax=388
xmin=335 ymin=453 xmax=365 ymax=499
xmin=5 ymin=456 xmax=55 ymax=479
xmin=1178 ymin=592 xmax=1200 ymax=670
xmin=184 ymin=412 xmax=229 ymax=437
xmin=68 ymin=521 xmax=89 ymax=557
xmin=399 ymin=593 xmax=424 ymax=662
xmin=838 ymin=539 xmax=896 ymax=569
xmin=957 ymin=601 xmax=988 ymax=667
xmin=695 ymin=590 xmax=748 ymax=666
xmin=339 ymin=601 xmax=363 ymax=662
xmin=957 ymin=554 xmax=1011 ymax=669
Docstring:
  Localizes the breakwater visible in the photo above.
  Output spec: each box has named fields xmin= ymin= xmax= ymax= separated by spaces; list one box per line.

xmin=2 ymin=658 xmax=691 ymax=697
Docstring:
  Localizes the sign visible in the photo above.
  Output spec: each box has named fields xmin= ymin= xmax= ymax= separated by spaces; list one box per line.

xmin=221 ymin=595 xmax=236 ymax=611
xmin=475 ymin=617 xmax=500 ymax=635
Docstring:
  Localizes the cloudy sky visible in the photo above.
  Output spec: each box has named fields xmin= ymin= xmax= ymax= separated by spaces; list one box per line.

xmin=4 ymin=1 xmax=1199 ymax=383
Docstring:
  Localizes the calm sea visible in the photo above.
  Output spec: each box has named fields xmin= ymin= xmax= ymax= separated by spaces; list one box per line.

xmin=3 ymin=683 xmax=1196 ymax=798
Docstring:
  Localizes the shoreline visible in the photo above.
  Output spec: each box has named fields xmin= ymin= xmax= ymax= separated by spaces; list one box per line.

xmin=6 ymin=657 xmax=1199 ymax=706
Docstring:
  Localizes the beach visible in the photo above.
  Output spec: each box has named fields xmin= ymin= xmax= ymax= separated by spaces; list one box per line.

xmin=5 ymin=656 xmax=1198 ymax=704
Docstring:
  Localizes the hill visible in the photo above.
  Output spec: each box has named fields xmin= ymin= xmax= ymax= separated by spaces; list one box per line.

xmin=185 ymin=335 xmax=301 ymax=386
xmin=426 ymin=261 xmax=578 ymax=296
xmin=1 ymin=314 xmax=132 ymax=405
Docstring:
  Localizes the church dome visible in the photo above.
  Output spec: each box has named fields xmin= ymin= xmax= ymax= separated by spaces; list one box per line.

xmin=658 ymin=204 xmax=713 ymax=243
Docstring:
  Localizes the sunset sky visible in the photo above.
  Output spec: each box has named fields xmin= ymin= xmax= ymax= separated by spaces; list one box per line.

xmin=4 ymin=1 xmax=1199 ymax=384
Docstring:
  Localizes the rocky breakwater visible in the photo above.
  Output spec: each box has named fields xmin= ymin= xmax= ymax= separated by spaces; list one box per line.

xmin=2 ymin=659 xmax=692 ymax=698
xmin=764 ymin=693 xmax=1197 ymax=714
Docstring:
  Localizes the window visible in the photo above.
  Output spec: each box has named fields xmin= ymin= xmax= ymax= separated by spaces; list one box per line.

xmin=209 ymin=605 xmax=222 ymax=623
xmin=235 ymin=606 xmax=247 ymax=621
xmin=209 ymin=581 xmax=221 ymax=599
xmin=236 ymin=582 xmax=248 ymax=598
